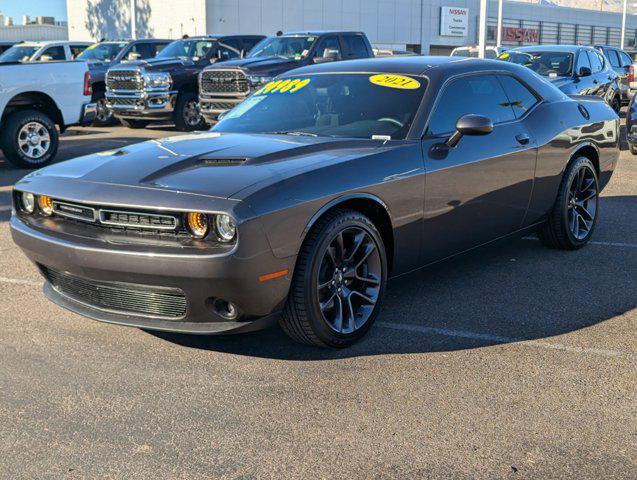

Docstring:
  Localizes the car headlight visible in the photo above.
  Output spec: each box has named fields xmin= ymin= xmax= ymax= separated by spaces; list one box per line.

xmin=247 ymin=75 xmax=273 ymax=87
xmin=214 ymin=214 xmax=236 ymax=242
xmin=20 ymin=192 xmax=35 ymax=214
xmin=38 ymin=195 xmax=54 ymax=216
xmin=186 ymin=212 xmax=209 ymax=238
xmin=143 ymin=72 xmax=172 ymax=88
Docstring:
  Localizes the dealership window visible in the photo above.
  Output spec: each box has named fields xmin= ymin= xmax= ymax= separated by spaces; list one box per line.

xmin=427 ymin=75 xmax=515 ymax=135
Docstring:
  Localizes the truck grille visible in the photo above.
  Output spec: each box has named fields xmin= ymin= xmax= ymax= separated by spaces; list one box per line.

xmin=108 ymin=97 xmax=141 ymax=107
xmin=42 ymin=266 xmax=188 ymax=319
xmin=201 ymin=70 xmax=249 ymax=95
xmin=201 ymin=100 xmax=237 ymax=111
xmin=106 ymin=70 xmax=143 ymax=91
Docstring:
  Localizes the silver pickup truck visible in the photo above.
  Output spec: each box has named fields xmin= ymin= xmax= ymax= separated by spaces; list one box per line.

xmin=0 ymin=60 xmax=96 ymax=168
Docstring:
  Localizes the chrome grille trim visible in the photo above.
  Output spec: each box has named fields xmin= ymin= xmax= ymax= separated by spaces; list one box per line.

xmin=52 ymin=201 xmax=97 ymax=222
xmin=200 ymin=69 xmax=249 ymax=96
xmin=98 ymin=209 xmax=178 ymax=230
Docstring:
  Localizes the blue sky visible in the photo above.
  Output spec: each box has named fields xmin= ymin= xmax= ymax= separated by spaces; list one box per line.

xmin=0 ymin=0 xmax=67 ymax=22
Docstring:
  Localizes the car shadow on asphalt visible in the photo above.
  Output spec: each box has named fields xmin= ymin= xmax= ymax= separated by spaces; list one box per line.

xmin=148 ymin=197 xmax=637 ymax=360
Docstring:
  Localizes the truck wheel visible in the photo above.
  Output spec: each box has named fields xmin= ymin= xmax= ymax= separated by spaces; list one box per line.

xmin=537 ymin=157 xmax=599 ymax=250
xmin=630 ymin=144 xmax=637 ymax=155
xmin=280 ymin=209 xmax=387 ymax=348
xmin=173 ymin=91 xmax=207 ymax=131
xmin=92 ymin=97 xmax=117 ymax=127
xmin=119 ymin=118 xmax=149 ymax=129
xmin=0 ymin=109 xmax=59 ymax=169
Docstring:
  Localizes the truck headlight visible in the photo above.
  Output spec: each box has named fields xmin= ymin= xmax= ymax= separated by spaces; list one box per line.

xmin=143 ymin=72 xmax=172 ymax=88
xmin=247 ymin=75 xmax=273 ymax=87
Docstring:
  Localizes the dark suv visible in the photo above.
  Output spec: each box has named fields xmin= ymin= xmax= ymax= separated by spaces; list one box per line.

xmin=78 ymin=39 xmax=171 ymax=126
xmin=105 ymin=35 xmax=264 ymax=130
xmin=595 ymin=45 xmax=634 ymax=105
xmin=501 ymin=45 xmax=621 ymax=113
xmin=199 ymin=31 xmax=374 ymax=122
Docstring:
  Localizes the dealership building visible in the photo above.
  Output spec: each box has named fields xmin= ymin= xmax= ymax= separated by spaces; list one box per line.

xmin=66 ymin=0 xmax=637 ymax=54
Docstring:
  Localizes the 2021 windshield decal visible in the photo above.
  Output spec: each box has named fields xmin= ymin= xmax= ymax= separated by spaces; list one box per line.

xmin=254 ymin=78 xmax=312 ymax=95
xmin=369 ymin=74 xmax=421 ymax=90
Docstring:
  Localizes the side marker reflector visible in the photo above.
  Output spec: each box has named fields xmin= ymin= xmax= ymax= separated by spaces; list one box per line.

xmin=258 ymin=269 xmax=289 ymax=282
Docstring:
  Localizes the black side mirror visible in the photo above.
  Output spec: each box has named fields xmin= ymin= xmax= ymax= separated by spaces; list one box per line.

xmin=578 ymin=66 xmax=592 ymax=77
xmin=446 ymin=114 xmax=493 ymax=148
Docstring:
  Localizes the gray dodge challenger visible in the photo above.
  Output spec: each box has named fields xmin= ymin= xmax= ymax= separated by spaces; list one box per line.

xmin=11 ymin=57 xmax=619 ymax=348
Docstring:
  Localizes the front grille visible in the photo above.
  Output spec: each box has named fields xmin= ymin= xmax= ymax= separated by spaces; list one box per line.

xmin=43 ymin=267 xmax=187 ymax=319
xmin=106 ymin=70 xmax=143 ymax=91
xmin=99 ymin=209 xmax=177 ymax=230
xmin=108 ymin=97 xmax=141 ymax=107
xmin=202 ymin=100 xmax=237 ymax=111
xmin=201 ymin=69 xmax=249 ymax=95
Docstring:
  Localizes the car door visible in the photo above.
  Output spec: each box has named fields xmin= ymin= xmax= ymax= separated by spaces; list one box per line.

xmin=420 ymin=73 xmax=537 ymax=263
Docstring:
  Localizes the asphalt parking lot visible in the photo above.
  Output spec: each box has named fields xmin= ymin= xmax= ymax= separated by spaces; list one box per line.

xmin=0 ymin=124 xmax=635 ymax=479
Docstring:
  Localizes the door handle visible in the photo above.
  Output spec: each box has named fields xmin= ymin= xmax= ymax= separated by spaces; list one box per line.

xmin=515 ymin=133 xmax=531 ymax=145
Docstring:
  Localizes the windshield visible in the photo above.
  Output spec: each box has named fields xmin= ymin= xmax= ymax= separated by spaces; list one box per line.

xmin=501 ymin=51 xmax=574 ymax=77
xmin=213 ymin=73 xmax=427 ymax=140
xmin=248 ymin=36 xmax=315 ymax=59
xmin=77 ymin=43 xmax=127 ymax=61
xmin=0 ymin=45 xmax=39 ymax=63
xmin=156 ymin=39 xmax=214 ymax=60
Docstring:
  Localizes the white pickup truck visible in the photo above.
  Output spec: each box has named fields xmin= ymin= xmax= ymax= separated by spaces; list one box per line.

xmin=0 ymin=61 xmax=96 ymax=168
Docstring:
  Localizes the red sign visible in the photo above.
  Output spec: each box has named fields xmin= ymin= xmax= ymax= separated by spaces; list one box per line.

xmin=502 ymin=27 xmax=539 ymax=43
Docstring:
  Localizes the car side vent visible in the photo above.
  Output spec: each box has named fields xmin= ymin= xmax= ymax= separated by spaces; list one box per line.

xmin=199 ymin=156 xmax=247 ymax=166
xmin=578 ymin=104 xmax=590 ymax=120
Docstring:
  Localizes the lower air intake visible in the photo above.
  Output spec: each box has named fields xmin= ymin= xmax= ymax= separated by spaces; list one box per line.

xmin=42 ymin=267 xmax=187 ymax=319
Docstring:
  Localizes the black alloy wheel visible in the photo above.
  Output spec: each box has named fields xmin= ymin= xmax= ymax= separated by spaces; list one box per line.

xmin=92 ymin=97 xmax=116 ymax=126
xmin=173 ymin=91 xmax=208 ymax=131
xmin=538 ymin=157 xmax=599 ymax=249
xmin=281 ymin=209 xmax=387 ymax=348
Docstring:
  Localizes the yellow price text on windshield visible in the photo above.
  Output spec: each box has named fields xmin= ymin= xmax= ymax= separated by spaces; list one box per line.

xmin=499 ymin=53 xmax=510 ymax=59
xmin=254 ymin=78 xmax=312 ymax=95
xmin=369 ymin=74 xmax=421 ymax=90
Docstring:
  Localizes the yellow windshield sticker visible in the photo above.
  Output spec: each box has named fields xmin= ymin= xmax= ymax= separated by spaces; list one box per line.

xmin=499 ymin=52 xmax=510 ymax=59
xmin=87 ymin=44 xmax=98 ymax=50
xmin=369 ymin=74 xmax=420 ymax=90
xmin=254 ymin=78 xmax=312 ymax=95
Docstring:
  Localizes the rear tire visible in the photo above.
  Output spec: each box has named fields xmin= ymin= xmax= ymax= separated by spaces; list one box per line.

xmin=173 ymin=91 xmax=207 ymax=131
xmin=280 ymin=209 xmax=387 ymax=348
xmin=0 ymin=109 xmax=59 ymax=169
xmin=537 ymin=157 xmax=599 ymax=250
xmin=119 ymin=118 xmax=149 ymax=129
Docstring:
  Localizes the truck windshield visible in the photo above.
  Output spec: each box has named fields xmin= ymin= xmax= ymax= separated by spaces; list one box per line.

xmin=248 ymin=36 xmax=315 ymax=60
xmin=77 ymin=43 xmax=127 ymax=61
xmin=501 ymin=51 xmax=574 ymax=77
xmin=0 ymin=45 xmax=39 ymax=63
xmin=155 ymin=39 xmax=215 ymax=60
xmin=213 ymin=73 xmax=427 ymax=140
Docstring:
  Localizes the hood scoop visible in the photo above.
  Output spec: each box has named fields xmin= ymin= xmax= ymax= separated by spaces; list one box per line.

xmin=199 ymin=154 xmax=247 ymax=166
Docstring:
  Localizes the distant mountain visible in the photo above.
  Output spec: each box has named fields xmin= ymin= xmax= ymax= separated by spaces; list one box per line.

xmin=514 ymin=0 xmax=624 ymax=14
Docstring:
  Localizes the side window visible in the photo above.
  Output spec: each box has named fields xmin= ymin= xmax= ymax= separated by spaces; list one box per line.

xmin=427 ymin=74 xmax=515 ymax=135
xmin=497 ymin=75 xmax=539 ymax=119
xmin=587 ymin=50 xmax=603 ymax=73
xmin=342 ymin=35 xmax=368 ymax=59
xmin=217 ymin=41 xmax=241 ymax=61
xmin=70 ymin=44 xmax=87 ymax=58
xmin=242 ymin=37 xmax=262 ymax=54
xmin=314 ymin=36 xmax=342 ymax=60
xmin=41 ymin=46 xmax=66 ymax=61
xmin=619 ymin=51 xmax=633 ymax=67
xmin=153 ymin=43 xmax=169 ymax=56
xmin=605 ymin=49 xmax=620 ymax=68
xmin=129 ymin=43 xmax=154 ymax=59
xmin=576 ymin=50 xmax=591 ymax=73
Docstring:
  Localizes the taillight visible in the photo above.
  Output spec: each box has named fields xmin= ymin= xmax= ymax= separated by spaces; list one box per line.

xmin=83 ymin=71 xmax=92 ymax=96
xmin=629 ymin=64 xmax=634 ymax=83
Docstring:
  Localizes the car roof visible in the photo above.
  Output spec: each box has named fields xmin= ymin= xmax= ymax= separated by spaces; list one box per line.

xmin=509 ymin=45 xmax=590 ymax=53
xmin=282 ymin=30 xmax=364 ymax=36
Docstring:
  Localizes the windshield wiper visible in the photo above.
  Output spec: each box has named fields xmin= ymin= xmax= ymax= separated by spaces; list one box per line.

xmin=267 ymin=131 xmax=319 ymax=137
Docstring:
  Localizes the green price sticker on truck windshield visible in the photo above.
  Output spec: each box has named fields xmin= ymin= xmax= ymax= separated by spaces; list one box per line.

xmin=254 ymin=78 xmax=312 ymax=95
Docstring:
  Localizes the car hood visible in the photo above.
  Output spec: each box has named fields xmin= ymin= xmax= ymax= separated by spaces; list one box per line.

xmin=20 ymin=132 xmax=393 ymax=201
xmin=123 ymin=57 xmax=195 ymax=71
xmin=215 ymin=56 xmax=302 ymax=75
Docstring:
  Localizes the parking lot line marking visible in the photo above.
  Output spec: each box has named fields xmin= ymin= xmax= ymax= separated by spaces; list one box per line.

xmin=522 ymin=236 xmax=637 ymax=249
xmin=376 ymin=322 xmax=632 ymax=359
xmin=0 ymin=276 xmax=40 ymax=287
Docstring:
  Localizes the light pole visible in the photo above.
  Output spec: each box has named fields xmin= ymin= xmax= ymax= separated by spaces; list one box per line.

xmin=497 ymin=0 xmax=503 ymax=47
xmin=130 ymin=0 xmax=136 ymax=40
xmin=478 ymin=0 xmax=488 ymax=58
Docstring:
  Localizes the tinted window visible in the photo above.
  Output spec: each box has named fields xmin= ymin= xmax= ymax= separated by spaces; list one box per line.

xmin=503 ymin=51 xmax=573 ymax=77
xmin=213 ymin=73 xmax=426 ymax=140
xmin=315 ymin=36 xmax=342 ymax=60
xmin=217 ymin=41 xmax=241 ymax=60
xmin=605 ymin=48 xmax=620 ymax=68
xmin=129 ymin=43 xmax=155 ymax=59
xmin=587 ymin=50 xmax=603 ymax=73
xmin=343 ymin=35 xmax=368 ymax=59
xmin=70 ymin=44 xmax=87 ymax=58
xmin=156 ymin=40 xmax=214 ymax=60
xmin=428 ymin=75 xmax=515 ymax=135
xmin=576 ymin=50 xmax=591 ymax=73
xmin=41 ymin=46 xmax=65 ymax=60
xmin=620 ymin=51 xmax=633 ymax=67
xmin=242 ymin=37 xmax=262 ymax=53
xmin=77 ymin=42 xmax=127 ymax=61
xmin=498 ymin=75 xmax=539 ymax=119
xmin=248 ymin=36 xmax=315 ymax=60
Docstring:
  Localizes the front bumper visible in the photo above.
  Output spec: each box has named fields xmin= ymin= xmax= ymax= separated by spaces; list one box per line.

xmin=10 ymin=214 xmax=295 ymax=334
xmin=105 ymin=90 xmax=178 ymax=121
xmin=199 ymin=95 xmax=247 ymax=122
xmin=79 ymin=102 xmax=97 ymax=126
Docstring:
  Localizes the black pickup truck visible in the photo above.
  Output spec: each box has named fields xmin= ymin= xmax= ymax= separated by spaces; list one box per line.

xmin=105 ymin=35 xmax=264 ymax=130
xmin=78 ymin=39 xmax=171 ymax=126
xmin=199 ymin=31 xmax=374 ymax=122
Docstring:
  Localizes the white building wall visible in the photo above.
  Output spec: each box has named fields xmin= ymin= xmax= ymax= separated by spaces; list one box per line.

xmin=0 ymin=25 xmax=68 ymax=41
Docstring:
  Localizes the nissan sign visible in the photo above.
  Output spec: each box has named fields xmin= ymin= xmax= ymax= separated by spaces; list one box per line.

xmin=440 ymin=6 xmax=469 ymax=37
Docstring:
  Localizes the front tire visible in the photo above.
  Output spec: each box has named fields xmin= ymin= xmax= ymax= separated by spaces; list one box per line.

xmin=119 ymin=118 xmax=149 ymax=129
xmin=0 ymin=109 xmax=59 ymax=169
xmin=92 ymin=96 xmax=117 ymax=127
xmin=611 ymin=95 xmax=621 ymax=114
xmin=537 ymin=157 xmax=599 ymax=250
xmin=280 ymin=209 xmax=387 ymax=348
xmin=630 ymin=144 xmax=637 ymax=155
xmin=173 ymin=91 xmax=207 ymax=131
